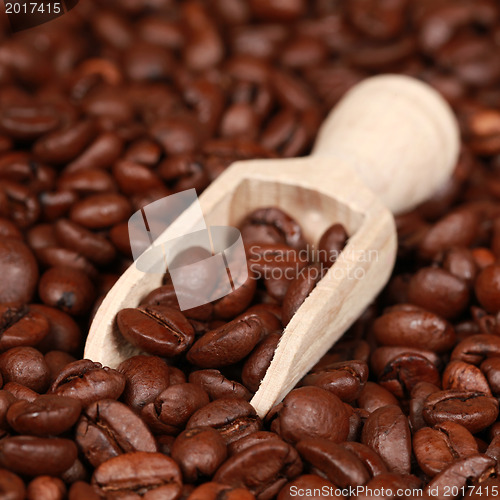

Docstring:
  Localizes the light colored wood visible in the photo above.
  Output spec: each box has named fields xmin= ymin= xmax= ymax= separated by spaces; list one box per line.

xmin=84 ymin=75 xmax=459 ymax=417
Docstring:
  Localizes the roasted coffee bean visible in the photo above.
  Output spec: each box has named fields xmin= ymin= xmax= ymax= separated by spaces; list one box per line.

xmin=423 ymin=390 xmax=499 ymax=433
xmin=297 ymin=438 xmax=370 ymax=488
xmin=142 ymin=383 xmax=209 ymax=435
xmin=480 ymin=357 xmax=500 ymax=395
xmin=475 ymin=265 xmax=500 ymax=314
xmin=189 ymin=370 xmax=251 ymax=401
xmin=282 ymin=265 xmax=324 ymax=326
xmin=187 ymin=482 xmax=255 ymax=500
xmin=187 ymin=398 xmax=262 ymax=445
xmin=54 ymin=219 xmax=116 ymax=266
xmin=442 ymin=360 xmax=491 ymax=394
xmin=269 ymin=387 xmax=349 ymax=444
xmin=409 ymin=382 xmax=441 ymax=432
xmin=4 ymin=382 xmax=38 ymax=403
xmin=418 ymin=209 xmax=479 ymax=260
xmin=214 ymin=440 xmax=302 ymax=500
xmin=302 ymin=360 xmax=368 ymax=403
xmin=171 ymin=427 xmax=227 ymax=483
xmin=0 ymin=347 xmax=50 ymax=393
xmin=7 ymin=394 xmax=81 ymax=436
xmin=378 ymin=353 xmax=441 ymax=399
xmin=34 ymin=121 xmax=95 ymax=164
xmin=92 ymin=452 xmax=182 ymax=499
xmin=357 ymin=382 xmax=399 ymax=413
xmin=361 ymin=405 xmax=411 ymax=475
xmin=318 ymin=223 xmax=348 ymax=267
xmin=414 ymin=422 xmax=479 ymax=477
xmin=118 ymin=355 xmax=170 ymax=410
xmin=424 ymin=455 xmax=496 ymax=500
xmin=50 ymin=360 xmax=125 ymax=406
xmin=69 ymin=193 xmax=131 ymax=229
xmin=117 ymin=305 xmax=194 ymax=357
xmin=340 ymin=441 xmax=388 ymax=478
xmin=38 ymin=267 xmax=95 ymax=316
xmin=242 ymin=333 xmax=281 ymax=393
xmin=187 ymin=316 xmax=262 ymax=368
xmin=0 ymin=238 xmax=38 ymax=303
xmin=26 ymin=476 xmax=66 ymax=500
xmin=0 ymin=436 xmax=77 ymax=477
xmin=44 ymin=351 xmax=78 ymax=383
xmin=452 ymin=334 xmax=500 ymax=364
xmin=30 ymin=304 xmax=81 ymax=355
xmin=372 ymin=306 xmax=455 ymax=353
xmin=76 ymin=399 xmax=157 ymax=467
xmin=407 ymin=267 xmax=470 ymax=319
xmin=0 ymin=469 xmax=26 ymax=500
xmin=0 ymin=390 xmax=17 ymax=431
xmin=0 ymin=303 xmax=49 ymax=352
xmin=68 ymin=481 xmax=100 ymax=500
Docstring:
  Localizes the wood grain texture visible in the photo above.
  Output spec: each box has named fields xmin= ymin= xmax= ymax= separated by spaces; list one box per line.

xmin=84 ymin=75 xmax=459 ymax=417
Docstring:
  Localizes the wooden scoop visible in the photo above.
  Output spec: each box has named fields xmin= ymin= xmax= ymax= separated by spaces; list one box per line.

xmin=85 ymin=75 xmax=459 ymax=418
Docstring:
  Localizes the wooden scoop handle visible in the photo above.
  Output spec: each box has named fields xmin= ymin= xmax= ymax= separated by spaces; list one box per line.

xmin=311 ymin=74 xmax=460 ymax=214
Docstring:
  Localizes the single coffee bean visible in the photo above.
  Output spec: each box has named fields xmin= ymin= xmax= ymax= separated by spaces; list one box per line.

xmin=268 ymin=387 xmax=349 ymax=444
xmin=187 ymin=482 xmax=255 ymax=500
xmin=142 ymin=383 xmax=209 ymax=435
xmin=378 ymin=353 xmax=441 ymax=399
xmin=418 ymin=209 xmax=479 ymax=260
xmin=302 ymin=360 xmax=368 ymax=403
xmin=50 ymin=359 xmax=125 ymax=406
xmin=189 ymin=369 xmax=251 ymax=401
xmin=361 ymin=405 xmax=411 ymax=475
xmin=38 ymin=267 xmax=95 ymax=316
xmin=0 ymin=436 xmax=77 ymax=477
xmin=413 ymin=422 xmax=479 ymax=477
xmin=451 ymin=334 xmax=500 ymax=365
xmin=26 ymin=476 xmax=66 ymax=500
xmin=480 ymin=357 xmax=500 ymax=395
xmin=356 ymin=382 xmax=399 ymax=414
xmin=92 ymin=452 xmax=183 ymax=499
xmin=242 ymin=333 xmax=281 ymax=393
xmin=68 ymin=481 xmax=100 ymax=500
xmin=297 ymin=438 xmax=370 ymax=488
xmin=442 ymin=247 xmax=477 ymax=285
xmin=442 ymin=360 xmax=491 ymax=394
xmin=3 ymin=382 xmax=38 ymax=402
xmin=187 ymin=317 xmax=262 ymax=368
xmin=475 ymin=265 xmax=500 ymax=313
xmin=54 ymin=219 xmax=116 ymax=266
xmin=317 ymin=223 xmax=348 ymax=267
xmin=69 ymin=193 xmax=131 ymax=229
xmin=30 ymin=304 xmax=81 ymax=355
xmin=187 ymin=398 xmax=262 ymax=445
xmin=0 ymin=390 xmax=17 ymax=431
xmin=0 ymin=238 xmax=38 ymax=303
xmin=118 ymin=355 xmax=170 ymax=410
xmin=0 ymin=347 xmax=50 ymax=393
xmin=0 ymin=303 xmax=49 ymax=352
xmin=117 ymin=305 xmax=195 ymax=357
xmin=407 ymin=267 xmax=470 ymax=319
xmin=76 ymin=399 xmax=157 ymax=467
xmin=0 ymin=468 xmax=26 ymax=500
xmin=340 ymin=441 xmax=388 ymax=478
xmin=214 ymin=440 xmax=303 ymax=500
xmin=171 ymin=427 xmax=228 ymax=483
xmin=424 ymin=455 xmax=496 ymax=500
xmin=282 ymin=265 xmax=324 ymax=326
xmin=7 ymin=394 xmax=81 ymax=436
xmin=423 ymin=390 xmax=499 ymax=433
xmin=372 ymin=306 xmax=455 ymax=353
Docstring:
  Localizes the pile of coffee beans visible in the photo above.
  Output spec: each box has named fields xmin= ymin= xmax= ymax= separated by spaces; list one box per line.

xmin=2 ymin=0 xmax=500 ymax=498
